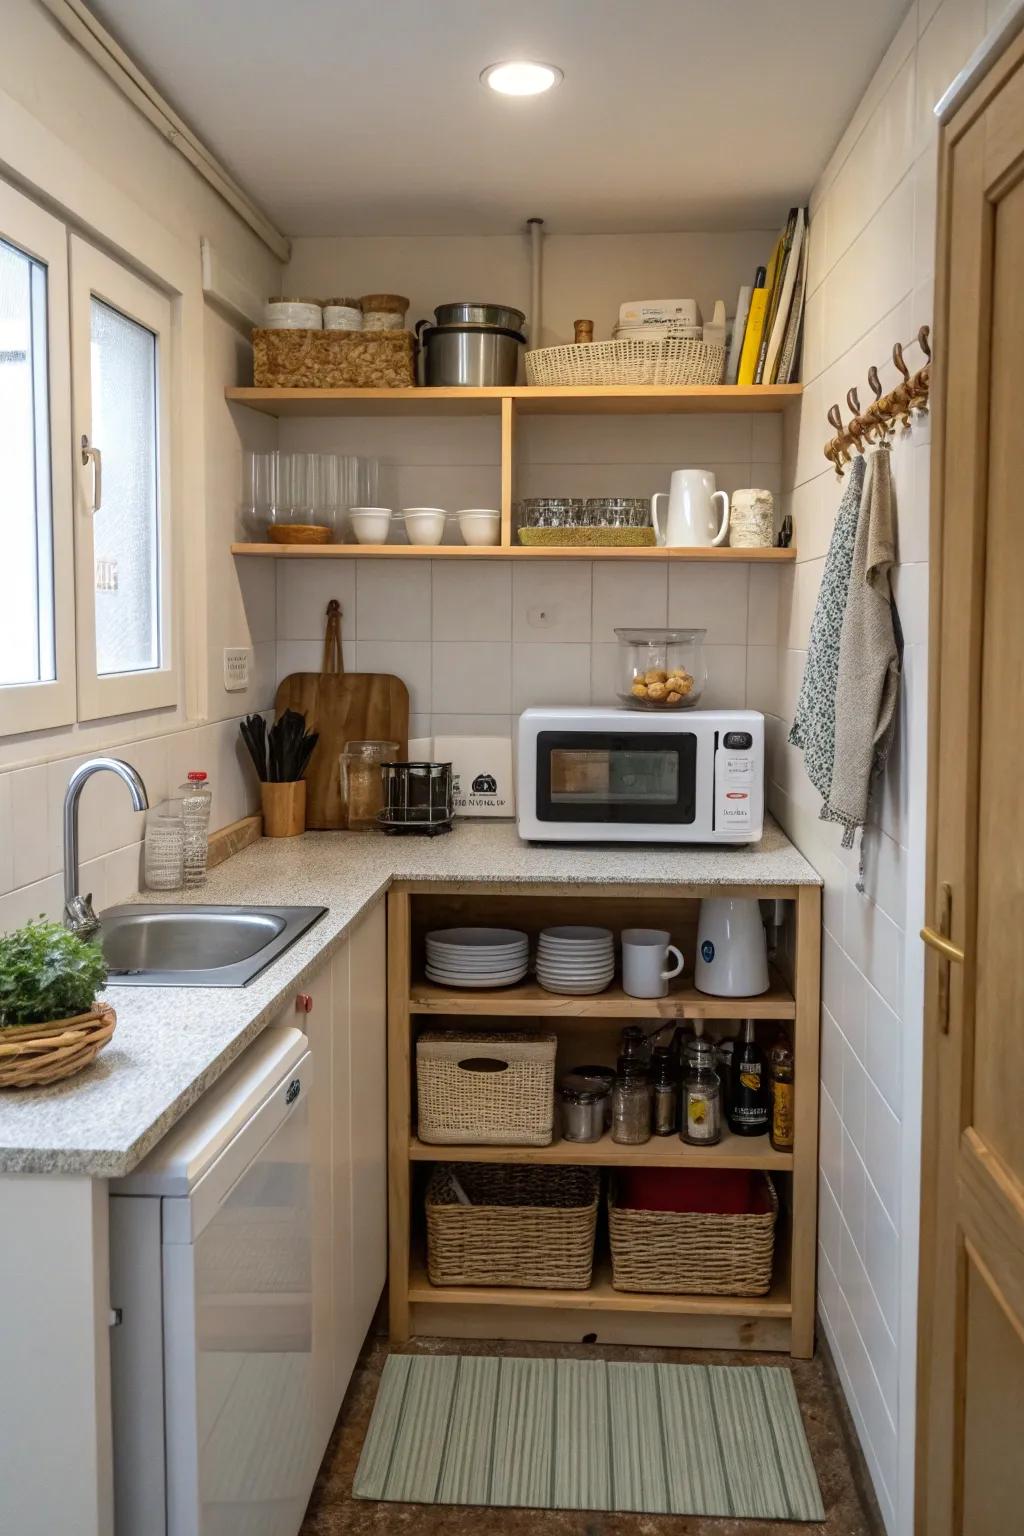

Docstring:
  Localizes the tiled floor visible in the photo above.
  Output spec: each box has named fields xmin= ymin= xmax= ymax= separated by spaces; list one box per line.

xmin=300 ymin=1331 xmax=884 ymax=1535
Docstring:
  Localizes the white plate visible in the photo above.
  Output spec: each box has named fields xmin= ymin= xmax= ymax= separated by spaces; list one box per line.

xmin=426 ymin=927 xmax=528 ymax=948
xmin=425 ymin=958 xmax=527 ymax=974
xmin=426 ymin=951 xmax=528 ymax=968
xmin=539 ymin=926 xmax=614 ymax=944
xmin=536 ymin=969 xmax=616 ymax=983
xmin=537 ymin=979 xmax=613 ymax=995
xmin=425 ymin=969 xmax=527 ymax=988
xmin=427 ymin=939 xmax=528 ymax=953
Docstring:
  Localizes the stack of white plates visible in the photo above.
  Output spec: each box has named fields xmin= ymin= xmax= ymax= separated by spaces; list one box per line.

xmin=536 ymin=926 xmax=615 ymax=995
xmin=425 ymin=927 xmax=529 ymax=988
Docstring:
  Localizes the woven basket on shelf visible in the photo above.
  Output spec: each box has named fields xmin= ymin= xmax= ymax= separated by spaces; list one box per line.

xmin=0 ymin=1005 xmax=116 ymax=1089
xmin=416 ymin=1031 xmax=557 ymax=1146
xmin=426 ymin=1162 xmax=599 ymax=1289
xmin=608 ymin=1173 xmax=778 ymax=1295
xmin=525 ymin=337 xmax=725 ymax=388
xmin=251 ymin=327 xmax=416 ymax=388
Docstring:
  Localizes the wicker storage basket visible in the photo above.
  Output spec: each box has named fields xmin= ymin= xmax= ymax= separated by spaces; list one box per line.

xmin=608 ymin=1172 xmax=779 ymax=1295
xmin=416 ymin=1030 xmax=556 ymax=1146
xmin=251 ymin=327 xmax=416 ymax=388
xmin=426 ymin=1162 xmax=599 ymax=1288
xmin=0 ymin=1005 xmax=116 ymax=1089
xmin=525 ymin=337 xmax=725 ymax=388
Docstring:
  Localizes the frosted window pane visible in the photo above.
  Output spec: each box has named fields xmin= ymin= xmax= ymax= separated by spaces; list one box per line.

xmin=91 ymin=298 xmax=159 ymax=675
xmin=0 ymin=238 xmax=54 ymax=687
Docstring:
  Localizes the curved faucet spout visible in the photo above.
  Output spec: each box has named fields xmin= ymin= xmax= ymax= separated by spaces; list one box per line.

xmin=63 ymin=758 xmax=149 ymax=934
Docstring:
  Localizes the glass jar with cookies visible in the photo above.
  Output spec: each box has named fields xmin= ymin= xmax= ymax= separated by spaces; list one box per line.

xmin=615 ymin=627 xmax=707 ymax=709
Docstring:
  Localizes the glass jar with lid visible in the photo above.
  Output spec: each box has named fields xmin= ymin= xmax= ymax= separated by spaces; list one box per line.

xmin=615 ymin=627 xmax=707 ymax=709
xmin=339 ymin=740 xmax=399 ymax=828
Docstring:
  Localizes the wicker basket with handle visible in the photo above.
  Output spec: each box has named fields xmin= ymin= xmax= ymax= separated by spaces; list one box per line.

xmin=0 ymin=1005 xmax=116 ymax=1089
xmin=426 ymin=1162 xmax=599 ymax=1289
xmin=416 ymin=1030 xmax=557 ymax=1146
xmin=525 ymin=337 xmax=725 ymax=388
xmin=608 ymin=1172 xmax=779 ymax=1295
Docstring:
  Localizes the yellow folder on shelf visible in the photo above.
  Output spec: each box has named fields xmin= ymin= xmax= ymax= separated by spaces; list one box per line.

xmin=737 ymin=284 xmax=771 ymax=386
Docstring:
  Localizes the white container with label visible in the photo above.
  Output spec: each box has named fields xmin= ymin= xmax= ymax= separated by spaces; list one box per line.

xmin=434 ymin=735 xmax=514 ymax=818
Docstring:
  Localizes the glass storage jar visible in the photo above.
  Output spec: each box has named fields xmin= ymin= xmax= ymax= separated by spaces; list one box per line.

xmin=558 ymin=1075 xmax=608 ymax=1143
xmin=144 ymin=799 xmax=185 ymax=890
xmin=340 ymin=740 xmax=399 ymax=829
xmin=615 ymin=626 xmax=707 ymax=710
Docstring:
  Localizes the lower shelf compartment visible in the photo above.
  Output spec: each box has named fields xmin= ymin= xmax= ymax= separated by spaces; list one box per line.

xmin=409 ymin=1129 xmax=793 ymax=1170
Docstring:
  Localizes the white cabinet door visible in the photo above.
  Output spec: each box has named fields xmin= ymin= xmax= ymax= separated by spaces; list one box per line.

xmin=329 ymin=937 xmax=356 ymax=1392
xmin=347 ymin=899 xmax=388 ymax=1341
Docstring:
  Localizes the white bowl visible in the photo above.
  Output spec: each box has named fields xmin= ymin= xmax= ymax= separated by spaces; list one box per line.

xmin=349 ymin=507 xmax=392 ymax=544
xmin=457 ymin=508 xmax=501 ymax=547
xmin=402 ymin=507 xmax=448 ymax=545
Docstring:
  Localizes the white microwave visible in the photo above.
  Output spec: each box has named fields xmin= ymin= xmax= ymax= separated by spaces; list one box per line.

xmin=517 ymin=707 xmax=764 ymax=844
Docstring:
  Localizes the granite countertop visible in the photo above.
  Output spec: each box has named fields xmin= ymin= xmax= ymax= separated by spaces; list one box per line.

xmin=0 ymin=817 xmax=819 ymax=1177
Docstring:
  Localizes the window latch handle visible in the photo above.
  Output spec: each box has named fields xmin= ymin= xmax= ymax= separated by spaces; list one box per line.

xmin=81 ymin=435 xmax=102 ymax=513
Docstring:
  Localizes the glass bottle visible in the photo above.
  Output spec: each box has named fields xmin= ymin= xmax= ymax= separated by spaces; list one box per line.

xmin=611 ymin=1055 xmax=652 ymax=1145
xmin=651 ymin=1045 xmax=679 ymax=1136
xmin=769 ymin=1032 xmax=795 ymax=1151
xmin=178 ymin=771 xmax=212 ymax=887
xmin=681 ymin=1033 xmax=722 ymax=1145
xmin=144 ymin=798 xmax=185 ymax=890
xmin=728 ymin=1018 xmax=770 ymax=1136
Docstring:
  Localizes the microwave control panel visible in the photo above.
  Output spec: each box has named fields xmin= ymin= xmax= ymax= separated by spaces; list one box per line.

xmin=715 ymin=730 xmax=756 ymax=833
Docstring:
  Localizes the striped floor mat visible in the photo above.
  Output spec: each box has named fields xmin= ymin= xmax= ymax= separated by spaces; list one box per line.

xmin=354 ymin=1354 xmax=825 ymax=1521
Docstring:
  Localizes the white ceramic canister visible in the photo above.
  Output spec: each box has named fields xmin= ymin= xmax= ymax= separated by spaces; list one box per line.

xmin=730 ymin=488 xmax=775 ymax=548
xmin=262 ymin=297 xmax=323 ymax=330
xmin=360 ymin=293 xmax=409 ymax=331
xmin=323 ymin=297 xmax=362 ymax=332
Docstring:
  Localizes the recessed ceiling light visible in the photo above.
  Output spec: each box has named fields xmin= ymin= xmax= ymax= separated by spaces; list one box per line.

xmin=481 ymin=61 xmax=563 ymax=96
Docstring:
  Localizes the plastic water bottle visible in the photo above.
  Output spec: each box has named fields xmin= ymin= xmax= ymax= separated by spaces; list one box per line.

xmin=179 ymin=771 xmax=212 ymax=887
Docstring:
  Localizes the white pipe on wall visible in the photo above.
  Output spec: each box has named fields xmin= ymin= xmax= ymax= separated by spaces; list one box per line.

xmin=527 ymin=217 xmax=544 ymax=346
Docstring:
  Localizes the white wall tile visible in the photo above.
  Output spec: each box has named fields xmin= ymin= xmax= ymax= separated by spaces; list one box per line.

xmin=865 ymin=1079 xmax=902 ymax=1226
xmin=747 ymin=566 xmax=781 ymax=645
xmin=277 ymin=638 xmax=355 ymax=681
xmin=355 ymin=559 xmax=431 ymax=640
xmin=431 ymin=562 xmax=511 ymax=642
xmin=513 ymin=643 xmax=592 ymax=712
xmin=915 ymin=0 xmax=988 ymax=154
xmin=701 ymin=645 xmax=747 ymax=709
xmin=276 ymin=559 xmax=356 ymax=641
xmin=431 ymin=714 xmax=514 ymax=739
xmin=512 ymin=562 xmax=592 ymax=643
xmin=865 ymin=1182 xmax=901 ymax=1339
xmin=431 ymin=642 xmax=511 ymax=715
xmin=668 ymin=564 xmax=749 ymax=643
xmin=590 ymin=562 xmax=668 ymax=641
xmin=864 ymin=981 xmax=902 ymax=1115
xmin=590 ymin=642 xmax=623 ymax=707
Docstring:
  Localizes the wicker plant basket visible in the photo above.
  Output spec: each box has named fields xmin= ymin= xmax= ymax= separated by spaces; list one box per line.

xmin=251 ymin=327 xmax=416 ymax=388
xmin=0 ymin=1005 xmax=116 ymax=1089
xmin=608 ymin=1173 xmax=779 ymax=1295
xmin=416 ymin=1031 xmax=557 ymax=1146
xmin=426 ymin=1163 xmax=599 ymax=1289
xmin=525 ymin=337 xmax=725 ymax=388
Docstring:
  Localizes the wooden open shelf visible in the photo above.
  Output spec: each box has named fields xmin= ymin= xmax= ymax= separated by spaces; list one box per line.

xmin=409 ymin=1128 xmax=793 ymax=1171
xmin=226 ymin=383 xmax=802 ymax=418
xmin=408 ymin=971 xmax=796 ymax=1020
xmin=232 ymin=541 xmax=795 ymax=561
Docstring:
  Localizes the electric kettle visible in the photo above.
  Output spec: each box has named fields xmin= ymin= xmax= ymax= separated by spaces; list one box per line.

xmin=694 ymin=898 xmax=769 ymax=996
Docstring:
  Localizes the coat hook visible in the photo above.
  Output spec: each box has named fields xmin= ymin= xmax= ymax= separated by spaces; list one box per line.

xmin=827 ymin=403 xmax=844 ymax=433
xmin=918 ymin=324 xmax=931 ymax=361
xmin=846 ymin=387 xmax=861 ymax=415
xmin=867 ymin=365 xmax=883 ymax=399
xmin=893 ymin=340 xmax=909 ymax=380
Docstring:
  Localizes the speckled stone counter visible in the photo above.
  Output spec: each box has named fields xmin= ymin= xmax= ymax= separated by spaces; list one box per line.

xmin=0 ymin=817 xmax=819 ymax=1177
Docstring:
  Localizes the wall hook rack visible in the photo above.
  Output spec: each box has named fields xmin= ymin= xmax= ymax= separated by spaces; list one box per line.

xmin=824 ymin=325 xmax=931 ymax=475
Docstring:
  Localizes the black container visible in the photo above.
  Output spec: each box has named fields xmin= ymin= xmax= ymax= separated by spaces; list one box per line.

xmin=378 ymin=761 xmax=454 ymax=836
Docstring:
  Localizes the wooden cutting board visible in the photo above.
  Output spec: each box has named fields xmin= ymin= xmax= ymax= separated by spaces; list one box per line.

xmin=275 ymin=600 xmax=409 ymax=829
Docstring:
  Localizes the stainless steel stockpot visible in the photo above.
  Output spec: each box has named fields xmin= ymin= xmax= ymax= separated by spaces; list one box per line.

xmin=432 ymin=300 xmax=526 ymax=331
xmin=416 ymin=322 xmax=524 ymax=387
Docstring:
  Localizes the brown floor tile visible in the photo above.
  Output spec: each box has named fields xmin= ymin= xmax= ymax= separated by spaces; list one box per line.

xmin=301 ymin=1330 xmax=884 ymax=1536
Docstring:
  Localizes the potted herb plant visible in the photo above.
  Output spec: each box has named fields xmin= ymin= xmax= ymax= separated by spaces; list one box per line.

xmin=0 ymin=919 xmax=115 ymax=1088
xmin=240 ymin=710 xmax=319 ymax=837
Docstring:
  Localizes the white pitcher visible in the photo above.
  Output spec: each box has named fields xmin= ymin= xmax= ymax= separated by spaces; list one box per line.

xmin=651 ymin=469 xmax=730 ymax=548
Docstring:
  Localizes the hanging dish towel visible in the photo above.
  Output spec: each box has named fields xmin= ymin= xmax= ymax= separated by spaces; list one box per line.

xmin=788 ymin=455 xmax=865 ymax=808
xmin=825 ymin=444 xmax=903 ymax=847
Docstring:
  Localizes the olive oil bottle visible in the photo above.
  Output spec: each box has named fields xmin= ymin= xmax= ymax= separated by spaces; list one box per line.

xmin=728 ymin=1018 xmax=770 ymax=1136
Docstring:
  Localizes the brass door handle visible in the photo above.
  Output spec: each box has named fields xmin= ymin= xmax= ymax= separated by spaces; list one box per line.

xmin=920 ymin=927 xmax=965 ymax=964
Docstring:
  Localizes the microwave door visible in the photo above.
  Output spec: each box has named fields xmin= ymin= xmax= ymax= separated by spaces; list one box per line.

xmin=537 ymin=732 xmax=698 ymax=826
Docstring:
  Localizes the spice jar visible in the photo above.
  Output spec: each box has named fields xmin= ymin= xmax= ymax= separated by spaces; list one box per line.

xmin=681 ymin=1031 xmax=722 ymax=1145
xmin=651 ymin=1046 xmax=679 ymax=1136
xmin=571 ymin=1064 xmax=616 ymax=1127
xmin=611 ymin=1055 xmax=652 ymax=1145
xmin=339 ymin=740 xmax=399 ymax=828
xmin=323 ymin=297 xmax=362 ymax=332
xmin=558 ymin=1074 xmax=608 ymax=1143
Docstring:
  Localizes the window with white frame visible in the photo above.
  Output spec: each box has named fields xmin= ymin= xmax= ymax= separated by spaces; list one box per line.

xmin=0 ymin=178 xmax=175 ymax=735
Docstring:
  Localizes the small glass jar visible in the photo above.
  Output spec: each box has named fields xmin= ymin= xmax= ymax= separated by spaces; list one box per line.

xmin=681 ymin=1037 xmax=723 ymax=1145
xmin=615 ymin=626 xmax=707 ymax=710
xmin=651 ymin=1046 xmax=679 ymax=1136
xmin=144 ymin=799 xmax=185 ymax=890
xmin=611 ymin=1056 xmax=652 ymax=1145
xmin=570 ymin=1064 xmax=616 ymax=1127
xmin=559 ymin=1075 xmax=608 ymax=1143
xmin=339 ymin=741 xmax=399 ymax=829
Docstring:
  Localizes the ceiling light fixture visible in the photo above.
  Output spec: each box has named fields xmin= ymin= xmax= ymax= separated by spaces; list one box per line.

xmin=481 ymin=61 xmax=563 ymax=96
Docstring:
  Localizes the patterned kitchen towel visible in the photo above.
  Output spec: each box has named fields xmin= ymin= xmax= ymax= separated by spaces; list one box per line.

xmin=788 ymin=454 xmax=866 ymax=813
xmin=826 ymin=443 xmax=903 ymax=852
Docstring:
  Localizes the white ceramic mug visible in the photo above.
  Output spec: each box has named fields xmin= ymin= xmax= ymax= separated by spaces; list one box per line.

xmin=651 ymin=469 xmax=730 ymax=548
xmin=621 ymin=927 xmax=685 ymax=999
xmin=694 ymin=898 xmax=769 ymax=996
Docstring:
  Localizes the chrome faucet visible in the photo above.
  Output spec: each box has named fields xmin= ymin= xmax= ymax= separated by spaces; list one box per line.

xmin=63 ymin=757 xmax=149 ymax=936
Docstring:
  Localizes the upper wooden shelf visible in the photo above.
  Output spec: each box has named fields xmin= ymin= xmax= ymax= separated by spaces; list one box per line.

xmin=225 ymin=383 xmax=802 ymax=418
xmin=231 ymin=541 xmax=796 ymax=561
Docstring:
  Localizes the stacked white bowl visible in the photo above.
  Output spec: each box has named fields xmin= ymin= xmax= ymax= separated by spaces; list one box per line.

xmin=425 ymin=927 xmax=529 ymax=988
xmin=536 ymin=926 xmax=616 ymax=995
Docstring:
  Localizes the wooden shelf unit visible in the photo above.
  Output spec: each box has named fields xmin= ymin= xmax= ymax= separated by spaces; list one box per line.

xmin=227 ymin=382 xmax=800 ymax=561
xmin=387 ymin=880 xmax=822 ymax=1359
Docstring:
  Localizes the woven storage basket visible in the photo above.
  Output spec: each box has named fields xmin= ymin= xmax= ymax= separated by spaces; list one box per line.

xmin=426 ymin=1162 xmax=599 ymax=1289
xmin=0 ymin=1005 xmax=116 ymax=1089
xmin=252 ymin=327 xmax=416 ymax=388
xmin=416 ymin=1030 xmax=556 ymax=1146
xmin=608 ymin=1173 xmax=779 ymax=1295
xmin=525 ymin=337 xmax=725 ymax=388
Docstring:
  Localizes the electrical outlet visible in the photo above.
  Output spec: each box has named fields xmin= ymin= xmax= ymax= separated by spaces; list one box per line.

xmin=223 ymin=647 xmax=250 ymax=692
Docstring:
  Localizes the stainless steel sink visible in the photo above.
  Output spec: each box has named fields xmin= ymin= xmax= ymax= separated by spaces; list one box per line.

xmin=99 ymin=904 xmax=327 ymax=987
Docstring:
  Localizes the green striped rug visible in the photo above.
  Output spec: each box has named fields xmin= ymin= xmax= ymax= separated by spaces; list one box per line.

xmin=354 ymin=1355 xmax=825 ymax=1521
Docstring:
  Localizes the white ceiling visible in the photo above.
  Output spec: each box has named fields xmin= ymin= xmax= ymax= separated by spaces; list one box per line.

xmin=88 ymin=0 xmax=907 ymax=238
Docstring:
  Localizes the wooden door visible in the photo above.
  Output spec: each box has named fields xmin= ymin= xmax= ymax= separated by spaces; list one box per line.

xmin=347 ymin=898 xmax=389 ymax=1341
xmin=917 ymin=28 xmax=1024 ymax=1536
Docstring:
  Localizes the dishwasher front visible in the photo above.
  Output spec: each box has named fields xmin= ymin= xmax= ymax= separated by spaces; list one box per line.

xmin=110 ymin=1026 xmax=314 ymax=1536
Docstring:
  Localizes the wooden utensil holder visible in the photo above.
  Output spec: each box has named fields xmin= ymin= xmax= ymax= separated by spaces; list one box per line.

xmin=261 ymin=780 xmax=306 ymax=837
